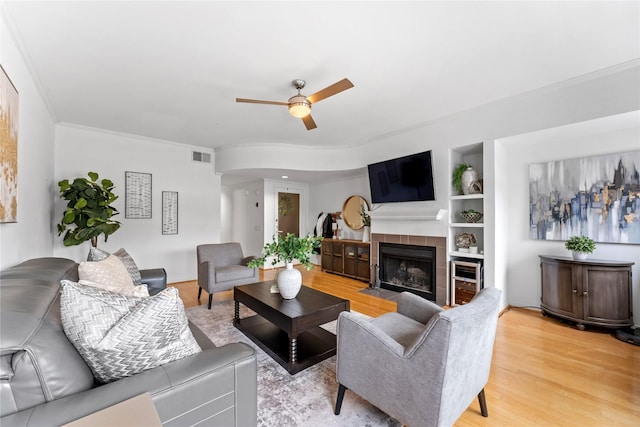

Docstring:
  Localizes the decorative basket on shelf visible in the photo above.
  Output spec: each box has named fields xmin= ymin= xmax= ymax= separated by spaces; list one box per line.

xmin=459 ymin=210 xmax=483 ymax=223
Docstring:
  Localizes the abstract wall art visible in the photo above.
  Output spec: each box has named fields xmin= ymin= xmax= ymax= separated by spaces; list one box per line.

xmin=529 ymin=150 xmax=640 ymax=244
xmin=0 ymin=65 xmax=18 ymax=223
xmin=125 ymin=171 xmax=152 ymax=219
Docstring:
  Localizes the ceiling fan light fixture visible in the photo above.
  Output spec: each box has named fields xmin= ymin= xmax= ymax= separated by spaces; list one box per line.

xmin=288 ymin=95 xmax=311 ymax=118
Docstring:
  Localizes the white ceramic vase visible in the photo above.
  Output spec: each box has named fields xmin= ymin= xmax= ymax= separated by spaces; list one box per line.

xmin=277 ymin=262 xmax=302 ymax=299
xmin=362 ymin=226 xmax=370 ymax=243
xmin=572 ymin=251 xmax=589 ymax=261
xmin=461 ymin=167 xmax=478 ymax=195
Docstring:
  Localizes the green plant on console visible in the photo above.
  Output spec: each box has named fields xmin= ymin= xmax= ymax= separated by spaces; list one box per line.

xmin=360 ymin=204 xmax=371 ymax=227
xmin=564 ymin=235 xmax=596 ymax=253
xmin=248 ymin=232 xmax=323 ymax=270
xmin=452 ymin=163 xmax=472 ymax=194
xmin=57 ymin=171 xmax=120 ymax=247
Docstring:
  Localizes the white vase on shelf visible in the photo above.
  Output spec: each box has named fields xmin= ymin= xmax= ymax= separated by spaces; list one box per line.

xmin=461 ymin=167 xmax=478 ymax=195
xmin=362 ymin=226 xmax=370 ymax=243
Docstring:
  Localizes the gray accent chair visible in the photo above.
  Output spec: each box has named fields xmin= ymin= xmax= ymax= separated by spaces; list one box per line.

xmin=334 ymin=287 xmax=502 ymax=427
xmin=197 ymin=243 xmax=258 ymax=309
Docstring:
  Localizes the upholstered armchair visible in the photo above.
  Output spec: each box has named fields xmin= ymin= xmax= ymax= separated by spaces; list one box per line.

xmin=334 ymin=287 xmax=502 ymax=427
xmin=197 ymin=243 xmax=258 ymax=309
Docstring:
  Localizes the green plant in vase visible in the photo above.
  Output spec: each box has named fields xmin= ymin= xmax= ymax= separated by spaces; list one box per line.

xmin=248 ymin=233 xmax=323 ymax=299
xmin=452 ymin=163 xmax=472 ymax=195
xmin=57 ymin=171 xmax=120 ymax=247
xmin=564 ymin=235 xmax=596 ymax=260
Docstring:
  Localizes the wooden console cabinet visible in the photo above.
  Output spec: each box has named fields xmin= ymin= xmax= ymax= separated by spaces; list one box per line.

xmin=321 ymin=239 xmax=370 ymax=283
xmin=539 ymin=255 xmax=633 ymax=330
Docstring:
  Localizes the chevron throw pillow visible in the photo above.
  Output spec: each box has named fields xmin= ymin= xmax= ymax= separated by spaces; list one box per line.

xmin=60 ymin=281 xmax=201 ymax=383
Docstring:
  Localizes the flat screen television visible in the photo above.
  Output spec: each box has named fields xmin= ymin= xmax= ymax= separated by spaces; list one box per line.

xmin=367 ymin=150 xmax=436 ymax=203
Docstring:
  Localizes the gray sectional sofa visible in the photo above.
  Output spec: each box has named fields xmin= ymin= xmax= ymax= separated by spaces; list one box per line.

xmin=0 ymin=257 xmax=257 ymax=426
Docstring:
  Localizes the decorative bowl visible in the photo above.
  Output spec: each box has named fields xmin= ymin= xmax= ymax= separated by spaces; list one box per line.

xmin=460 ymin=211 xmax=483 ymax=223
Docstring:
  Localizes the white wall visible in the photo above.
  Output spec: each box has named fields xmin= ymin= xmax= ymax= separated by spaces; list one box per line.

xmin=53 ymin=125 xmax=219 ymax=282
xmin=0 ymin=14 xmax=57 ymax=269
xmin=221 ymin=180 xmax=264 ymax=258
xmin=501 ymin=112 xmax=640 ymax=325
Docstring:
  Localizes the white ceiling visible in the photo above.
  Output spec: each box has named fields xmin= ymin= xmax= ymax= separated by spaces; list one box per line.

xmin=3 ymin=1 xmax=639 ymax=183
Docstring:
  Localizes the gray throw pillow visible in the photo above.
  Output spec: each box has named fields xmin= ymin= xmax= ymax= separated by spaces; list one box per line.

xmin=87 ymin=247 xmax=110 ymax=261
xmin=60 ymin=280 xmax=201 ymax=384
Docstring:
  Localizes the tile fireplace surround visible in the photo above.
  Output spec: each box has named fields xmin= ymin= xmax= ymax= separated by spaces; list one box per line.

xmin=371 ymin=233 xmax=447 ymax=306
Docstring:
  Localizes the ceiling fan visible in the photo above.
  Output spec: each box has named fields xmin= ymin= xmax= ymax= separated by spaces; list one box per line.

xmin=236 ymin=78 xmax=354 ymax=130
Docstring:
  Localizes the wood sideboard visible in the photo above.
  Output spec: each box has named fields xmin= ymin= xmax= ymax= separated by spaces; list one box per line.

xmin=321 ymin=239 xmax=370 ymax=283
xmin=539 ymin=255 xmax=634 ymax=330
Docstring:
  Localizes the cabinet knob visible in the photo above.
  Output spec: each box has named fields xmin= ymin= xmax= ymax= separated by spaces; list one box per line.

xmin=572 ymin=289 xmax=578 ymax=294
xmin=583 ymin=291 xmax=588 ymax=296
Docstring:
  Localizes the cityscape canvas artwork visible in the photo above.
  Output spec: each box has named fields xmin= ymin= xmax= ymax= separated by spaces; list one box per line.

xmin=529 ymin=150 xmax=640 ymax=244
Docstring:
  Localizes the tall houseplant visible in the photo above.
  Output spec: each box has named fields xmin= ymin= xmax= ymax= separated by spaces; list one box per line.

xmin=248 ymin=233 xmax=323 ymax=299
xmin=57 ymin=171 xmax=120 ymax=247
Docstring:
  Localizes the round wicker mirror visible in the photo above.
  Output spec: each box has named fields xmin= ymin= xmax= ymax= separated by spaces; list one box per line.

xmin=342 ymin=195 xmax=370 ymax=230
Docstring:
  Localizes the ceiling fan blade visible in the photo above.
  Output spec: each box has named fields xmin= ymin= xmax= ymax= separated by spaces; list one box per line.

xmin=236 ymin=98 xmax=289 ymax=106
xmin=302 ymin=114 xmax=317 ymax=130
xmin=306 ymin=78 xmax=354 ymax=104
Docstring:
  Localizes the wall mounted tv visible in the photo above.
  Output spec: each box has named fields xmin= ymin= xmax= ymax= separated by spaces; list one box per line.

xmin=367 ymin=150 xmax=436 ymax=203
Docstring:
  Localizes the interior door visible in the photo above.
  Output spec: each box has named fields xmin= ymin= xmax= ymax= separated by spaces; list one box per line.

xmin=277 ymin=192 xmax=300 ymax=237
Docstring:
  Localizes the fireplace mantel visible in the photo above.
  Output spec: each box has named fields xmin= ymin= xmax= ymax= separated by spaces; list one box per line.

xmin=368 ymin=208 xmax=446 ymax=221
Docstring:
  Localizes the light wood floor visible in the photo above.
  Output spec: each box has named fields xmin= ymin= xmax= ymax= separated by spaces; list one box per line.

xmin=171 ymin=266 xmax=639 ymax=426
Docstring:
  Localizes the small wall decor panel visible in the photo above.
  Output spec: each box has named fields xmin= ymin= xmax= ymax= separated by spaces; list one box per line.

xmin=162 ymin=191 xmax=178 ymax=235
xmin=125 ymin=171 xmax=152 ymax=219
xmin=529 ymin=150 xmax=640 ymax=244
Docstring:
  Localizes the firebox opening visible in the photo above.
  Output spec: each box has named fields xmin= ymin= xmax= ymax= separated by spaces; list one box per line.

xmin=378 ymin=242 xmax=436 ymax=301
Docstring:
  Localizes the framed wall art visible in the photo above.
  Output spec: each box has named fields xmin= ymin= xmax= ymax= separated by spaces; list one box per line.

xmin=0 ymin=65 xmax=19 ymax=223
xmin=529 ymin=150 xmax=640 ymax=244
xmin=125 ymin=171 xmax=152 ymax=219
xmin=162 ymin=191 xmax=178 ymax=235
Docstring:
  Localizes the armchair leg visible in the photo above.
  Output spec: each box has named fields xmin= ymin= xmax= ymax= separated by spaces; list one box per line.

xmin=478 ymin=388 xmax=488 ymax=417
xmin=334 ymin=384 xmax=347 ymax=415
xmin=197 ymin=287 xmax=202 ymax=300
xmin=208 ymin=293 xmax=213 ymax=310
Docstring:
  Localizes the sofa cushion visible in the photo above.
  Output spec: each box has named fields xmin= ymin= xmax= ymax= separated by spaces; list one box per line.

xmin=78 ymin=255 xmax=149 ymax=297
xmin=87 ymin=247 xmax=143 ymax=286
xmin=60 ymin=281 xmax=201 ymax=384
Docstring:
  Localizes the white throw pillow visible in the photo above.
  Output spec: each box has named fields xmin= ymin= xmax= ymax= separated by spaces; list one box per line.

xmin=60 ymin=281 xmax=201 ymax=383
xmin=78 ymin=254 xmax=149 ymax=297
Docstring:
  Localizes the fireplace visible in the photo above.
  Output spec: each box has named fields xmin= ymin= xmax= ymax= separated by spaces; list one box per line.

xmin=378 ymin=242 xmax=436 ymax=301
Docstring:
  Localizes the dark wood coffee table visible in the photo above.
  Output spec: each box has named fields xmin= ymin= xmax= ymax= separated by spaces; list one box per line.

xmin=233 ymin=281 xmax=349 ymax=374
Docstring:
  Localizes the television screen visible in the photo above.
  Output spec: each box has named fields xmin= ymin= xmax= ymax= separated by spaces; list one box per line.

xmin=367 ymin=150 xmax=435 ymax=203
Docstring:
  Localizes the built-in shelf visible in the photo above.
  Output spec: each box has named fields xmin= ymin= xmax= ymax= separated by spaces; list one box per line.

xmin=450 ymin=223 xmax=483 ymax=228
xmin=450 ymin=194 xmax=484 ymax=201
xmin=449 ymin=251 xmax=484 ymax=259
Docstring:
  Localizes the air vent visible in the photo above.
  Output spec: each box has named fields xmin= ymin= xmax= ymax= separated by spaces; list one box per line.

xmin=192 ymin=151 xmax=211 ymax=163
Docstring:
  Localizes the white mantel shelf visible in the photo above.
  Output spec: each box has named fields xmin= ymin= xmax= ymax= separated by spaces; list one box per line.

xmin=368 ymin=209 xmax=447 ymax=221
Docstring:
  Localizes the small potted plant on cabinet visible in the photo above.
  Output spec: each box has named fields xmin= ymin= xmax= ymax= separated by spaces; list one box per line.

xmin=565 ymin=235 xmax=596 ymax=260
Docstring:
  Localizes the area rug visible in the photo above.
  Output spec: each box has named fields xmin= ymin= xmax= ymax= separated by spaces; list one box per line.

xmin=186 ymin=301 xmax=401 ymax=427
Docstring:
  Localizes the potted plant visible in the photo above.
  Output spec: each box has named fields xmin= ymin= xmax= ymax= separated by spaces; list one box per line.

xmin=452 ymin=163 xmax=472 ymax=195
xmin=360 ymin=204 xmax=371 ymax=242
xmin=248 ymin=233 xmax=323 ymax=299
xmin=565 ymin=235 xmax=596 ymax=260
xmin=57 ymin=171 xmax=120 ymax=247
